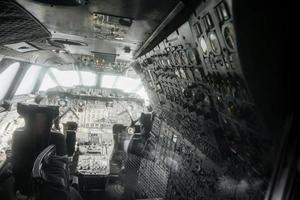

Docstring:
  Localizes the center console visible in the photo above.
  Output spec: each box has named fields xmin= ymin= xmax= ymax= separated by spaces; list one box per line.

xmin=77 ymin=130 xmax=113 ymax=176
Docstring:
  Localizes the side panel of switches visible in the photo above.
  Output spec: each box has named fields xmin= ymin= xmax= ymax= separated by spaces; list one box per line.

xmin=135 ymin=0 xmax=274 ymax=199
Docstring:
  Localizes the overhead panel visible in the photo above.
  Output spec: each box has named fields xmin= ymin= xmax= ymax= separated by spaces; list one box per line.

xmin=13 ymin=0 xmax=180 ymax=69
xmin=0 ymin=0 xmax=50 ymax=45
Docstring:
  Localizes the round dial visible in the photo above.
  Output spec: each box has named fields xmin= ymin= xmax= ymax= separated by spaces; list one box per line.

xmin=78 ymin=101 xmax=84 ymax=107
xmin=223 ymin=24 xmax=236 ymax=50
xmin=199 ymin=36 xmax=208 ymax=55
xmin=186 ymin=48 xmax=200 ymax=65
xmin=209 ymin=32 xmax=221 ymax=54
xmin=127 ymin=127 xmax=135 ymax=135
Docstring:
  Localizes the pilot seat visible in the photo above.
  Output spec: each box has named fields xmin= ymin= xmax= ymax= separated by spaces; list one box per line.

xmin=10 ymin=103 xmax=81 ymax=200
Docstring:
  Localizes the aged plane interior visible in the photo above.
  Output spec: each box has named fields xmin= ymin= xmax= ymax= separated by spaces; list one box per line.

xmin=0 ymin=0 xmax=295 ymax=200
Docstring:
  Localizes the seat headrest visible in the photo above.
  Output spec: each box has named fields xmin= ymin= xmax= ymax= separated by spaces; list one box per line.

xmin=17 ymin=103 xmax=59 ymax=121
xmin=66 ymin=122 xmax=78 ymax=131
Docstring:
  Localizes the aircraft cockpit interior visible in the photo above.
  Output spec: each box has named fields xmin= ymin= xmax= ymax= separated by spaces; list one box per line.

xmin=0 ymin=0 xmax=295 ymax=200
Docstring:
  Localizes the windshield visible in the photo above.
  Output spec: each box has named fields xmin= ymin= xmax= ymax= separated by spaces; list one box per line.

xmin=0 ymin=62 xmax=20 ymax=100
xmin=15 ymin=65 xmax=42 ymax=95
xmin=38 ymin=69 xmax=148 ymax=100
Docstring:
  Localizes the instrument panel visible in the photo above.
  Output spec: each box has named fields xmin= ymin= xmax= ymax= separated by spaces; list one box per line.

xmin=76 ymin=129 xmax=114 ymax=175
xmin=134 ymin=0 xmax=274 ymax=199
xmin=45 ymin=92 xmax=144 ymax=176
xmin=0 ymin=88 xmax=145 ymax=177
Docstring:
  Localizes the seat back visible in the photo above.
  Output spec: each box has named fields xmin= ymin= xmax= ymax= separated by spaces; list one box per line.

xmin=11 ymin=103 xmax=66 ymax=196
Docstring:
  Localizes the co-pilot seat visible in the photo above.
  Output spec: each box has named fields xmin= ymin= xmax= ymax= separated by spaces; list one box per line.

xmin=11 ymin=103 xmax=67 ymax=196
xmin=121 ymin=113 xmax=153 ymax=199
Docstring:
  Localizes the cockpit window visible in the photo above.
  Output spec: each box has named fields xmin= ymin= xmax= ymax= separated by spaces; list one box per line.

xmin=39 ymin=72 xmax=58 ymax=91
xmin=114 ymin=76 xmax=141 ymax=93
xmin=39 ymin=68 xmax=98 ymax=90
xmin=0 ymin=62 xmax=20 ymax=100
xmin=101 ymin=75 xmax=118 ymax=88
xmin=80 ymin=71 xmax=97 ymax=86
xmin=101 ymin=75 xmax=148 ymax=100
xmin=101 ymin=75 xmax=141 ymax=92
xmin=15 ymin=65 xmax=42 ymax=95
xmin=136 ymin=87 xmax=148 ymax=100
xmin=49 ymin=68 xmax=80 ymax=87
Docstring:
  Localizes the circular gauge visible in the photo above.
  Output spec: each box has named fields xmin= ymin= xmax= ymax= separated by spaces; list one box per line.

xmin=199 ymin=36 xmax=208 ymax=55
xmin=186 ymin=48 xmax=200 ymax=65
xmin=0 ymin=149 xmax=7 ymax=161
xmin=58 ymin=99 xmax=67 ymax=107
xmin=180 ymin=50 xmax=189 ymax=66
xmin=209 ymin=32 xmax=221 ymax=54
xmin=223 ymin=24 xmax=236 ymax=50
xmin=127 ymin=127 xmax=135 ymax=135
xmin=78 ymin=101 xmax=84 ymax=107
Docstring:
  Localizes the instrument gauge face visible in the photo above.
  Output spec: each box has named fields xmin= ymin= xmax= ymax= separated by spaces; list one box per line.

xmin=223 ymin=24 xmax=236 ymax=50
xmin=208 ymin=32 xmax=221 ymax=54
xmin=127 ymin=127 xmax=135 ymax=135
xmin=78 ymin=101 xmax=84 ymax=107
xmin=186 ymin=48 xmax=200 ymax=65
xmin=199 ymin=36 xmax=208 ymax=55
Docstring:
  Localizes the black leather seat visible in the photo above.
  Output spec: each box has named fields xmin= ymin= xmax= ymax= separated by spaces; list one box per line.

xmin=120 ymin=113 xmax=154 ymax=199
xmin=11 ymin=103 xmax=67 ymax=196
xmin=0 ymin=160 xmax=15 ymax=200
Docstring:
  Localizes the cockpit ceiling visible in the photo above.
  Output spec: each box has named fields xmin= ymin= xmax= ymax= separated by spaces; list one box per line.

xmin=15 ymin=0 xmax=180 ymax=65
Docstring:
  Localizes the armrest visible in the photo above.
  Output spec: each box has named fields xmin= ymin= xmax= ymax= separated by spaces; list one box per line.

xmin=32 ymin=145 xmax=56 ymax=180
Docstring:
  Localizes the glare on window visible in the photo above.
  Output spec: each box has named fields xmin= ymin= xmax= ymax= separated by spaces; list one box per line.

xmin=50 ymin=68 xmax=79 ymax=87
xmin=0 ymin=62 xmax=20 ymax=100
xmin=15 ymin=65 xmax=42 ymax=95
xmin=136 ymin=87 xmax=148 ymax=100
xmin=101 ymin=75 xmax=118 ymax=88
xmin=39 ymin=72 xmax=58 ymax=91
xmin=80 ymin=71 xmax=97 ymax=86
xmin=101 ymin=75 xmax=147 ymax=100
xmin=114 ymin=77 xmax=141 ymax=93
